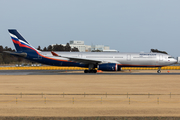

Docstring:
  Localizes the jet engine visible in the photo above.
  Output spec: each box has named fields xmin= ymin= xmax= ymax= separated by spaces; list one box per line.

xmin=97 ymin=63 xmax=120 ymax=71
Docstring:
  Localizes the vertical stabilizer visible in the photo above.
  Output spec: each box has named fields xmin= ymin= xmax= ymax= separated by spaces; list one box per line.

xmin=8 ymin=29 xmax=39 ymax=53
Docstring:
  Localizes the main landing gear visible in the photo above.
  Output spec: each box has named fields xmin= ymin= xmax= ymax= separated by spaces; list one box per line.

xmin=157 ymin=67 xmax=161 ymax=73
xmin=84 ymin=64 xmax=97 ymax=73
xmin=84 ymin=70 xmax=97 ymax=73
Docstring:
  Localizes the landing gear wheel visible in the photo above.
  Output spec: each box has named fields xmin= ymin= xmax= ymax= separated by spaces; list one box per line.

xmin=93 ymin=70 xmax=97 ymax=73
xmin=84 ymin=70 xmax=97 ymax=73
xmin=157 ymin=70 xmax=161 ymax=73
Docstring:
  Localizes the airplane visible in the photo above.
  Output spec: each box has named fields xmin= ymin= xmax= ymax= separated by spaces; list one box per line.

xmin=5 ymin=29 xmax=178 ymax=73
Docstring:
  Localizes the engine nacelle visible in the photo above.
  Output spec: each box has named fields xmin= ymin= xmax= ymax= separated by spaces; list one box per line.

xmin=97 ymin=63 xmax=120 ymax=71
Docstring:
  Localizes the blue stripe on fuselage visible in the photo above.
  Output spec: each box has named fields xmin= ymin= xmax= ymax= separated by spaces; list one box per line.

xmin=28 ymin=55 xmax=88 ymax=67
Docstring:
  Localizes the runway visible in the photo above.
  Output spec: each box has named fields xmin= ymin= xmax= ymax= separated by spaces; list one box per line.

xmin=1 ymin=70 xmax=180 ymax=75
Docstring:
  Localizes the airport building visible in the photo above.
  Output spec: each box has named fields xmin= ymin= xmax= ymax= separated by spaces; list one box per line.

xmin=91 ymin=45 xmax=110 ymax=51
xmin=55 ymin=40 xmax=112 ymax=52
xmin=68 ymin=41 xmax=86 ymax=52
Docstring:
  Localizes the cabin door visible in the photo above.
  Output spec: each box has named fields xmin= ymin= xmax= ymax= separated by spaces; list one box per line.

xmin=38 ymin=55 xmax=42 ymax=59
xmin=78 ymin=54 xmax=82 ymax=58
xmin=159 ymin=55 xmax=163 ymax=61
xmin=127 ymin=54 xmax=131 ymax=61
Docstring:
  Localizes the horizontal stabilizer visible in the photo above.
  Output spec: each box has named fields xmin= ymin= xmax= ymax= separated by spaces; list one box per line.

xmin=3 ymin=51 xmax=27 ymax=57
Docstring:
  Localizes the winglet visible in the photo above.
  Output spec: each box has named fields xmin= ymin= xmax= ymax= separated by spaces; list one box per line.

xmin=51 ymin=51 xmax=59 ymax=56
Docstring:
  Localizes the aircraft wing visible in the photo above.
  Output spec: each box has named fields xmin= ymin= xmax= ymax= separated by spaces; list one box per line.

xmin=51 ymin=51 xmax=119 ymax=64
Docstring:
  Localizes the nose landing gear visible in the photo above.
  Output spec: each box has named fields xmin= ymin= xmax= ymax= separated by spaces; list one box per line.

xmin=157 ymin=67 xmax=161 ymax=73
xmin=84 ymin=64 xmax=97 ymax=73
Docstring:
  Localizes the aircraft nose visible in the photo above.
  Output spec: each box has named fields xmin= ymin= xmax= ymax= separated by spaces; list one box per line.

xmin=172 ymin=58 xmax=177 ymax=64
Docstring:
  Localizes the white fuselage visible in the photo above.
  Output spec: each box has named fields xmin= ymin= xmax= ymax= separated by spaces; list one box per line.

xmin=40 ymin=52 xmax=177 ymax=67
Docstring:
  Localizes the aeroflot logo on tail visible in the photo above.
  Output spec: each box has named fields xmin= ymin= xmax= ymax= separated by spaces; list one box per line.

xmin=139 ymin=54 xmax=156 ymax=56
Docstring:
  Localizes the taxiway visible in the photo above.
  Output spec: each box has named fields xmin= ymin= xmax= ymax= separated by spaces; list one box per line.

xmin=0 ymin=70 xmax=180 ymax=75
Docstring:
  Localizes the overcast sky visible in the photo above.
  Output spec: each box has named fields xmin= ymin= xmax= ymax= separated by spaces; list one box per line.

xmin=0 ymin=0 xmax=180 ymax=57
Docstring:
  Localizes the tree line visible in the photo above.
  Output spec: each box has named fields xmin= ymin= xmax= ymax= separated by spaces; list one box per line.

xmin=37 ymin=43 xmax=79 ymax=52
xmin=0 ymin=43 xmax=79 ymax=64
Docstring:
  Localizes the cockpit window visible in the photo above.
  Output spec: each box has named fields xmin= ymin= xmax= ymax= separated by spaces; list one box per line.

xmin=168 ymin=57 xmax=174 ymax=58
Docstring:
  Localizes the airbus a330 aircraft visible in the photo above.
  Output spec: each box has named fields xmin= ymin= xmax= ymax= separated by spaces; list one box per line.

xmin=5 ymin=29 xmax=177 ymax=73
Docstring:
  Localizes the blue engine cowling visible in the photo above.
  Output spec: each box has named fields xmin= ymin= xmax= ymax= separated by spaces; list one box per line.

xmin=97 ymin=63 xmax=120 ymax=71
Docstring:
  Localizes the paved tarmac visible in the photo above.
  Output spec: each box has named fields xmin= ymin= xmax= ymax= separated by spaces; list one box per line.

xmin=0 ymin=70 xmax=180 ymax=75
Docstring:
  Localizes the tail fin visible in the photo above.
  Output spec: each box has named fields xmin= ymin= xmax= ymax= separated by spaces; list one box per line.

xmin=8 ymin=29 xmax=39 ymax=53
